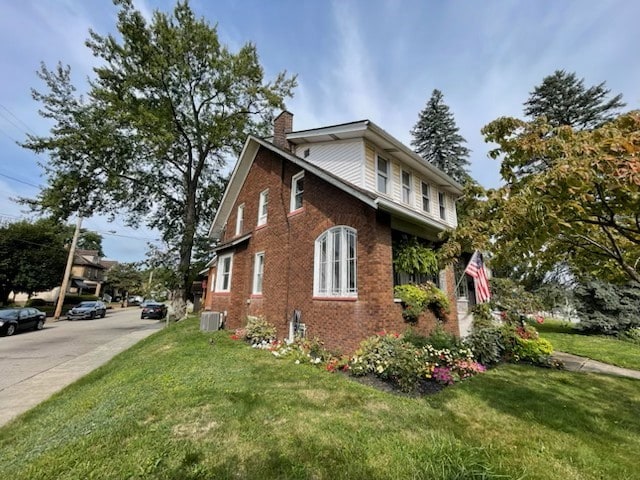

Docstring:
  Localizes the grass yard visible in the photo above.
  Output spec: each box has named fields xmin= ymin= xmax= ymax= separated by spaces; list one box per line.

xmin=1 ymin=318 xmax=639 ymax=479
xmin=537 ymin=319 xmax=640 ymax=370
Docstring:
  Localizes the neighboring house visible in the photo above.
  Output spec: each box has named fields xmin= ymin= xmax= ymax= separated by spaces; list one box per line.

xmin=204 ymin=112 xmax=465 ymax=352
xmin=69 ymin=249 xmax=107 ymax=296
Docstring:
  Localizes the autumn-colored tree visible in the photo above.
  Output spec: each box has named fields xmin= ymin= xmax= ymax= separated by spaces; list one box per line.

xmin=443 ymin=111 xmax=640 ymax=284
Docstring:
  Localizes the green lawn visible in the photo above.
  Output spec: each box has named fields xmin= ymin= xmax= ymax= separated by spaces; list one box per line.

xmin=537 ymin=319 xmax=640 ymax=370
xmin=1 ymin=318 xmax=639 ymax=479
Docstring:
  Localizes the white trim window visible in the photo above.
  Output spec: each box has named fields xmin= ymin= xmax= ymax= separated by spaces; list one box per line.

xmin=252 ymin=252 xmax=265 ymax=294
xmin=290 ymin=171 xmax=304 ymax=211
xmin=235 ymin=203 xmax=244 ymax=235
xmin=376 ymin=156 xmax=389 ymax=194
xmin=421 ymin=182 xmax=431 ymax=213
xmin=438 ymin=192 xmax=446 ymax=220
xmin=257 ymin=189 xmax=269 ymax=226
xmin=215 ymin=253 xmax=233 ymax=292
xmin=401 ymin=170 xmax=412 ymax=204
xmin=314 ymin=226 xmax=357 ymax=297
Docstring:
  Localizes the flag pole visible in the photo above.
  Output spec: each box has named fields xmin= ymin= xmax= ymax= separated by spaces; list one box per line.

xmin=454 ymin=251 xmax=476 ymax=291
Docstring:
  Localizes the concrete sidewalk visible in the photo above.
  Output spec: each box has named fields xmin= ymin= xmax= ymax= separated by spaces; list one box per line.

xmin=0 ymin=326 xmax=161 ymax=427
xmin=552 ymin=351 xmax=640 ymax=380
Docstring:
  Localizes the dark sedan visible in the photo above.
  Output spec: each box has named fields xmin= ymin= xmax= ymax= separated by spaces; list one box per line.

xmin=0 ymin=308 xmax=46 ymax=336
xmin=141 ymin=302 xmax=168 ymax=319
xmin=67 ymin=301 xmax=107 ymax=320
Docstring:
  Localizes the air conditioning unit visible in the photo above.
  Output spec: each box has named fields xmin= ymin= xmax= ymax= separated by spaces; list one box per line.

xmin=200 ymin=312 xmax=222 ymax=331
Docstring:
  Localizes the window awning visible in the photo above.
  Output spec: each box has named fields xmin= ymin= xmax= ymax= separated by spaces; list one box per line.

xmin=71 ymin=278 xmax=92 ymax=289
xmin=212 ymin=233 xmax=252 ymax=254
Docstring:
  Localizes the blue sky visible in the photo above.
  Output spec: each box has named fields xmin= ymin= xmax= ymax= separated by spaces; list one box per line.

xmin=1 ymin=0 xmax=639 ymax=262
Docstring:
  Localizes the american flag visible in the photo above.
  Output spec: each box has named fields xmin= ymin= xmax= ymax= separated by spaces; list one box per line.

xmin=464 ymin=251 xmax=491 ymax=303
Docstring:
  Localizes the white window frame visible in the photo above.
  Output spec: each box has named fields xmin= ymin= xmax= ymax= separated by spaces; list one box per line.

xmin=313 ymin=226 xmax=357 ymax=298
xmin=215 ymin=253 xmax=233 ymax=292
xmin=252 ymin=252 xmax=265 ymax=295
xmin=438 ymin=192 xmax=446 ymax=220
xmin=257 ymin=189 xmax=269 ymax=226
xmin=235 ymin=203 xmax=244 ymax=235
xmin=376 ymin=155 xmax=389 ymax=194
xmin=290 ymin=171 xmax=304 ymax=212
xmin=401 ymin=170 xmax=412 ymax=204
xmin=421 ymin=182 xmax=431 ymax=213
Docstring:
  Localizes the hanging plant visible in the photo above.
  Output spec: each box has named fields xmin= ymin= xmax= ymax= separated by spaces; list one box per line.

xmin=394 ymin=282 xmax=450 ymax=322
xmin=393 ymin=237 xmax=439 ymax=277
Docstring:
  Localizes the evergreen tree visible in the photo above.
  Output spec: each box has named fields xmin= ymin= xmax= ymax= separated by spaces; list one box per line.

xmin=410 ymin=89 xmax=471 ymax=185
xmin=524 ymin=70 xmax=625 ymax=130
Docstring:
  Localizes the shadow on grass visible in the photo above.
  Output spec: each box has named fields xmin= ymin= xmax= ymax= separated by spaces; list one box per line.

xmin=443 ymin=365 xmax=640 ymax=446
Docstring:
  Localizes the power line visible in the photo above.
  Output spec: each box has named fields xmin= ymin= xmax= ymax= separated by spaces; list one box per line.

xmin=0 ymin=172 xmax=41 ymax=189
xmin=0 ymin=103 xmax=38 ymax=135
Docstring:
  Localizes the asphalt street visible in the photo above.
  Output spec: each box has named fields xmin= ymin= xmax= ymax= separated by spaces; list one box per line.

xmin=0 ymin=307 xmax=163 ymax=427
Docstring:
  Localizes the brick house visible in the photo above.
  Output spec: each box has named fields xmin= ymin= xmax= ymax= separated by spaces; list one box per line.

xmin=204 ymin=112 xmax=466 ymax=353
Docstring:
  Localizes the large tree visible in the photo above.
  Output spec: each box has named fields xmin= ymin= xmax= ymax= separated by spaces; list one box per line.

xmin=524 ymin=70 xmax=625 ymax=130
xmin=443 ymin=111 xmax=640 ymax=285
xmin=0 ymin=219 xmax=68 ymax=305
xmin=410 ymin=89 xmax=471 ymax=185
xmin=23 ymin=0 xmax=296 ymax=300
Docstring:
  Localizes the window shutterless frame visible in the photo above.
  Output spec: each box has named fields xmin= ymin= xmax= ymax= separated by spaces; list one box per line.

xmin=257 ymin=189 xmax=269 ymax=226
xmin=215 ymin=253 xmax=233 ymax=292
xmin=313 ymin=226 xmax=357 ymax=298
xmin=376 ymin=156 xmax=389 ymax=194
xmin=290 ymin=171 xmax=304 ymax=212
xmin=253 ymin=252 xmax=264 ymax=294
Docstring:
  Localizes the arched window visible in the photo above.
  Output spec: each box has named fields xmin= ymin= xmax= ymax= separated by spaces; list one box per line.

xmin=314 ymin=226 xmax=357 ymax=298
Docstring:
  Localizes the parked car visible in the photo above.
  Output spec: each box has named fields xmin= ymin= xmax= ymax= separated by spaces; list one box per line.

xmin=127 ymin=296 xmax=142 ymax=306
xmin=67 ymin=301 xmax=107 ymax=320
xmin=141 ymin=302 xmax=168 ymax=320
xmin=0 ymin=308 xmax=46 ymax=336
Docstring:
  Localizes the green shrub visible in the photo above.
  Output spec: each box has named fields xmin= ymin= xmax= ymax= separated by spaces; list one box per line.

xmin=424 ymin=325 xmax=462 ymax=350
xmin=513 ymin=337 xmax=553 ymax=363
xmin=619 ymin=327 xmax=640 ymax=345
xmin=25 ymin=298 xmax=48 ymax=307
xmin=470 ymin=303 xmax=495 ymax=330
xmin=350 ymin=333 xmax=421 ymax=392
xmin=394 ymin=282 xmax=450 ymax=322
xmin=464 ymin=327 xmax=504 ymax=365
xmin=244 ymin=316 xmax=277 ymax=344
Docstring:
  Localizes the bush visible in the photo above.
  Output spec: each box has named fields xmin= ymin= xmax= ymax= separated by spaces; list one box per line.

xmin=244 ymin=316 xmax=277 ymax=345
xmin=464 ymin=327 xmax=504 ymax=366
xmin=500 ymin=324 xmax=554 ymax=364
xmin=619 ymin=327 xmax=640 ymax=345
xmin=350 ymin=332 xmax=422 ymax=392
xmin=513 ymin=337 xmax=553 ymax=363
xmin=25 ymin=298 xmax=48 ymax=307
xmin=350 ymin=332 xmax=484 ymax=392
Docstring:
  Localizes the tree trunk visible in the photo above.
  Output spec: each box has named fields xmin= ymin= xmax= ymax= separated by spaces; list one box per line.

xmin=177 ymin=180 xmax=198 ymax=301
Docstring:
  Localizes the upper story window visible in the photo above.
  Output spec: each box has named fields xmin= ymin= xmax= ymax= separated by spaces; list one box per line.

xmin=438 ymin=192 xmax=446 ymax=220
xmin=235 ymin=204 xmax=244 ymax=235
xmin=290 ymin=171 xmax=304 ymax=212
xmin=401 ymin=170 xmax=412 ymax=204
xmin=376 ymin=156 xmax=389 ymax=194
xmin=216 ymin=253 xmax=233 ymax=292
xmin=253 ymin=252 xmax=265 ymax=294
xmin=421 ymin=182 xmax=431 ymax=213
xmin=257 ymin=189 xmax=269 ymax=226
xmin=314 ymin=226 xmax=357 ymax=298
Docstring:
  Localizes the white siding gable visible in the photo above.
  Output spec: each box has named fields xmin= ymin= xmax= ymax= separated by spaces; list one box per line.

xmin=294 ymin=139 xmax=363 ymax=187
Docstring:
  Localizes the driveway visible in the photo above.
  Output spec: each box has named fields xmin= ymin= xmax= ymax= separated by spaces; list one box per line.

xmin=0 ymin=307 xmax=164 ymax=427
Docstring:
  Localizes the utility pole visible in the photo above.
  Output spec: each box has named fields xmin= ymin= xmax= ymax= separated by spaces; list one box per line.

xmin=53 ymin=215 xmax=83 ymax=321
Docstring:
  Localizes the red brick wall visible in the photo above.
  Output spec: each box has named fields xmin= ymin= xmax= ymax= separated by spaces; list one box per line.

xmin=205 ymin=146 xmax=459 ymax=353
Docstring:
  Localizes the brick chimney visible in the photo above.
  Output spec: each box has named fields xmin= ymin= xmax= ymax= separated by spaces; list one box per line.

xmin=273 ymin=110 xmax=293 ymax=151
